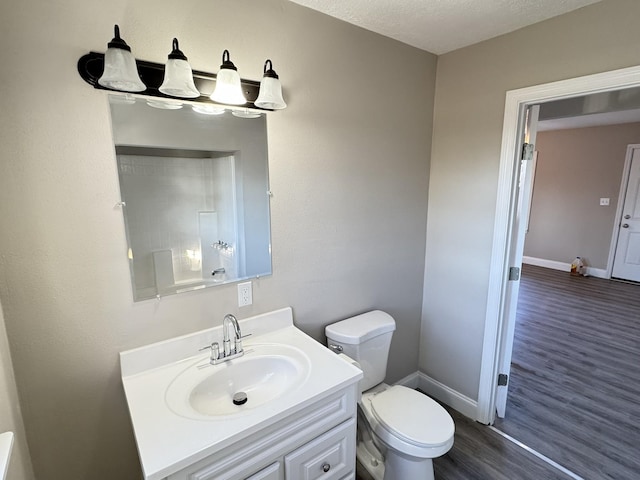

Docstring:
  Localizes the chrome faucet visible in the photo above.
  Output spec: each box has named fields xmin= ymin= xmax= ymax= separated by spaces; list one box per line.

xmin=202 ymin=313 xmax=248 ymax=365
xmin=223 ymin=314 xmax=242 ymax=356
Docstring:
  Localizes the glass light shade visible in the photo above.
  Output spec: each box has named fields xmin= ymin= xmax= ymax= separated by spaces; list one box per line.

xmin=255 ymin=59 xmax=287 ymax=110
xmin=231 ymin=108 xmax=261 ymax=119
xmin=146 ymin=99 xmax=183 ymax=110
xmin=159 ymin=58 xmax=200 ymax=98
xmin=159 ymin=39 xmax=200 ymax=99
xmin=255 ymin=77 xmax=286 ymax=110
xmin=210 ymin=50 xmax=246 ymax=105
xmin=98 ymin=25 xmax=146 ymax=92
xmin=192 ymin=104 xmax=226 ymax=115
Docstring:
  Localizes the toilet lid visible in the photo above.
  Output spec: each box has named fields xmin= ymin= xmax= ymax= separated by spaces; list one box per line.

xmin=370 ymin=385 xmax=454 ymax=447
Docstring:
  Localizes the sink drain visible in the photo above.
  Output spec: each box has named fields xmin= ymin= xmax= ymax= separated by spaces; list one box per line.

xmin=233 ymin=392 xmax=248 ymax=406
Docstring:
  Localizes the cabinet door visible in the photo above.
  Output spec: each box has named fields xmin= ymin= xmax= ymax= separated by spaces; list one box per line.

xmin=284 ymin=419 xmax=355 ymax=480
xmin=245 ymin=461 xmax=283 ymax=480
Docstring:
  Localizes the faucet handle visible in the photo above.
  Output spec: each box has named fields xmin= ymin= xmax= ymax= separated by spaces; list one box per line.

xmin=200 ymin=342 xmax=221 ymax=362
xmin=211 ymin=342 xmax=220 ymax=361
xmin=233 ymin=333 xmax=252 ymax=354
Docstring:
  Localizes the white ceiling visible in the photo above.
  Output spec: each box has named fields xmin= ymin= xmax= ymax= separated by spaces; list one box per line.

xmin=288 ymin=0 xmax=602 ymax=54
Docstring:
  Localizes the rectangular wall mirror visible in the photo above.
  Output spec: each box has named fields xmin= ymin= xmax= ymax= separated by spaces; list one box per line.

xmin=108 ymin=96 xmax=272 ymax=301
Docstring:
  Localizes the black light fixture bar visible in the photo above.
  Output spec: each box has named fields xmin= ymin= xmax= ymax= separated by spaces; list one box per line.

xmin=77 ymin=52 xmax=262 ymax=107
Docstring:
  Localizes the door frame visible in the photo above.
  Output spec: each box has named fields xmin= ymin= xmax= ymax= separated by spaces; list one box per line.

xmin=476 ymin=64 xmax=640 ymax=425
xmin=494 ymin=104 xmax=539 ymax=418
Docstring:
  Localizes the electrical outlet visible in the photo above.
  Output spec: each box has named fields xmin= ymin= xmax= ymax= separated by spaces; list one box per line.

xmin=237 ymin=281 xmax=252 ymax=307
xmin=600 ymin=198 xmax=610 ymax=206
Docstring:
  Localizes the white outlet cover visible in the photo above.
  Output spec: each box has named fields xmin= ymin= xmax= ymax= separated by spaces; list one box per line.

xmin=600 ymin=198 xmax=610 ymax=206
xmin=237 ymin=281 xmax=252 ymax=307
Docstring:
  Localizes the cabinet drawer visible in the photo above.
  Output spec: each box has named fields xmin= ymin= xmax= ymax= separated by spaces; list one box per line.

xmin=245 ymin=461 xmax=282 ymax=480
xmin=284 ymin=418 xmax=355 ymax=480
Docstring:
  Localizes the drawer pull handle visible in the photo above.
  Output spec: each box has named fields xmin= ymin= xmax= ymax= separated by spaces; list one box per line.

xmin=322 ymin=462 xmax=331 ymax=473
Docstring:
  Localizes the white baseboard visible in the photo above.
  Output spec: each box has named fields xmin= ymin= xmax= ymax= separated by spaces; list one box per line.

xmin=393 ymin=371 xmax=420 ymax=389
xmin=395 ymin=371 xmax=478 ymax=420
xmin=585 ymin=267 xmax=608 ymax=279
xmin=522 ymin=256 xmax=608 ymax=279
xmin=522 ymin=256 xmax=569 ymax=271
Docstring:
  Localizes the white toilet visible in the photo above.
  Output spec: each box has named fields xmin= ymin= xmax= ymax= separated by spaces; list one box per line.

xmin=325 ymin=311 xmax=454 ymax=480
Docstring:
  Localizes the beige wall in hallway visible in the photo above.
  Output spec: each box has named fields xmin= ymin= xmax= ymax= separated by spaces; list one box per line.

xmin=0 ymin=301 xmax=34 ymax=480
xmin=422 ymin=0 xmax=640 ymax=400
xmin=525 ymin=123 xmax=640 ymax=270
xmin=0 ymin=1 xmax=436 ymax=478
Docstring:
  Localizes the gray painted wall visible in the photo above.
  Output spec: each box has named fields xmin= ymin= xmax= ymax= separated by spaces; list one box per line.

xmin=422 ymin=0 xmax=640 ymax=400
xmin=525 ymin=123 xmax=640 ymax=269
xmin=0 ymin=0 xmax=436 ymax=478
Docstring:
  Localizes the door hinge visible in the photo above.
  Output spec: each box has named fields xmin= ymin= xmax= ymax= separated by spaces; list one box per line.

xmin=508 ymin=266 xmax=520 ymax=281
xmin=521 ymin=142 xmax=534 ymax=161
xmin=498 ymin=374 xmax=508 ymax=386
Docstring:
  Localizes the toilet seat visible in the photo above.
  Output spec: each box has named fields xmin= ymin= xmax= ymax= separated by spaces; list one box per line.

xmin=363 ymin=385 xmax=454 ymax=458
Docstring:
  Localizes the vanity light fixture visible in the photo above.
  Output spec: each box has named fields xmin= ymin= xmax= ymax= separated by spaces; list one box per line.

xmin=98 ymin=25 xmax=146 ymax=92
xmin=255 ymin=60 xmax=287 ymax=110
xmin=158 ymin=38 xmax=200 ymax=98
xmin=210 ymin=50 xmax=247 ymax=105
xmin=79 ymin=26 xmax=287 ymax=110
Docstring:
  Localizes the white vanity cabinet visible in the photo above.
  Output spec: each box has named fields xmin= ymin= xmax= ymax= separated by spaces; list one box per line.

xmin=165 ymin=386 xmax=357 ymax=480
xmin=120 ymin=308 xmax=362 ymax=480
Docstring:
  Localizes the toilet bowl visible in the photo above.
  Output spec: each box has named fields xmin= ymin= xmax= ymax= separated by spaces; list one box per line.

xmin=326 ymin=311 xmax=455 ymax=480
xmin=359 ymin=384 xmax=454 ymax=480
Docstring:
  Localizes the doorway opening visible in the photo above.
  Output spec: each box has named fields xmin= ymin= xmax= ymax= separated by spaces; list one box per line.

xmin=477 ymin=63 xmax=640 ymax=480
xmin=478 ymin=64 xmax=640 ymax=425
xmin=494 ymin=118 xmax=640 ymax=478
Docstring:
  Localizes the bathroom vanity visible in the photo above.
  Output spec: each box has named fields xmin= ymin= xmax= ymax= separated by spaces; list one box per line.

xmin=120 ymin=308 xmax=362 ymax=480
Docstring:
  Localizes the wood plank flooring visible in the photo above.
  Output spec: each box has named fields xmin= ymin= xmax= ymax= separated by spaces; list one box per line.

xmin=432 ymin=407 xmax=575 ymax=480
xmin=493 ymin=264 xmax=640 ymax=480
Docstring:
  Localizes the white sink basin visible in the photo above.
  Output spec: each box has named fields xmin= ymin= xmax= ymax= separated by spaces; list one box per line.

xmin=165 ymin=343 xmax=311 ymax=418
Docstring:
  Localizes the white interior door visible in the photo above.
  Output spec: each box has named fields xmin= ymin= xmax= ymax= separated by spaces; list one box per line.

xmin=612 ymin=147 xmax=640 ymax=282
xmin=495 ymin=104 xmax=539 ymax=418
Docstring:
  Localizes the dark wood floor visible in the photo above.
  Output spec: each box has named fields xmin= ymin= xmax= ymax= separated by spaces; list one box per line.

xmin=493 ymin=264 xmax=640 ymax=480
xmin=432 ymin=407 xmax=575 ymax=480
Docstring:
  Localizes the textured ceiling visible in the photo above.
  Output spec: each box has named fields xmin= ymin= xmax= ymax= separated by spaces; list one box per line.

xmin=288 ymin=0 xmax=602 ymax=54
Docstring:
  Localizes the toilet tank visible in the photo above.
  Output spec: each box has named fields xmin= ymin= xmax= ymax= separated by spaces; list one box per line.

xmin=325 ymin=311 xmax=396 ymax=391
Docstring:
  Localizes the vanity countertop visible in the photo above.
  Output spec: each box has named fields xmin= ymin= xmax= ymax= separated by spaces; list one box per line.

xmin=0 ymin=432 xmax=13 ymax=480
xmin=120 ymin=307 xmax=362 ymax=480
